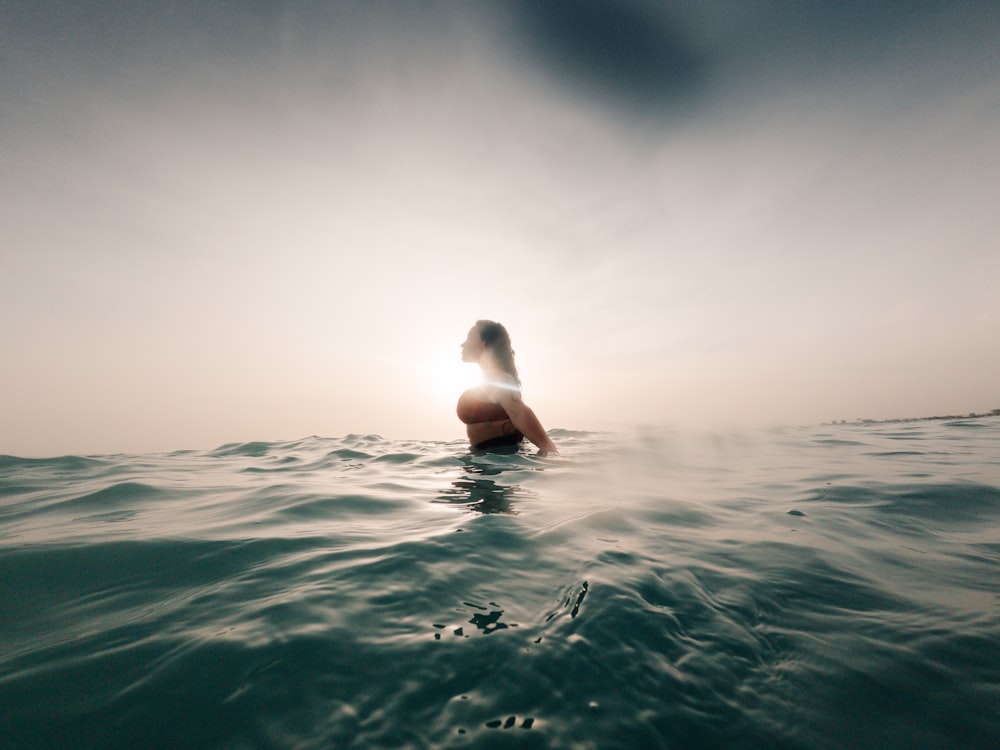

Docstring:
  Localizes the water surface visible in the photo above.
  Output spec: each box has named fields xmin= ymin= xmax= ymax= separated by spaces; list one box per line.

xmin=2 ymin=420 xmax=999 ymax=748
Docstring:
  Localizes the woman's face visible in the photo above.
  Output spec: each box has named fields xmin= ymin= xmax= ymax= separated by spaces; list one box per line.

xmin=460 ymin=326 xmax=486 ymax=363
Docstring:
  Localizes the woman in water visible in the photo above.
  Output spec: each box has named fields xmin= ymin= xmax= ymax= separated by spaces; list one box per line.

xmin=457 ymin=320 xmax=558 ymax=456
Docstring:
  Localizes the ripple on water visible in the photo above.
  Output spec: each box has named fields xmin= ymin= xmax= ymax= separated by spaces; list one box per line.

xmin=1 ymin=425 xmax=999 ymax=749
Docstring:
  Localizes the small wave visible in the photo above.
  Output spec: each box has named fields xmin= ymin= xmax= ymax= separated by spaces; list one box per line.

xmin=66 ymin=481 xmax=167 ymax=508
xmin=0 ymin=454 xmax=108 ymax=471
xmin=209 ymin=441 xmax=278 ymax=457
xmin=878 ymin=483 xmax=1000 ymax=523
xmin=325 ymin=448 xmax=373 ymax=461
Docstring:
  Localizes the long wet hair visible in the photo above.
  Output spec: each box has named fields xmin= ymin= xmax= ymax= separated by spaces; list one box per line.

xmin=475 ymin=320 xmax=520 ymax=386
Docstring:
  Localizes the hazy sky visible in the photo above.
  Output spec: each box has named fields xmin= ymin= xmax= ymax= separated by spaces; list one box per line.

xmin=3 ymin=1 xmax=998 ymax=456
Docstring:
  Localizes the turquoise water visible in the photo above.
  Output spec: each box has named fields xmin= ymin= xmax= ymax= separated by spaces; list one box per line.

xmin=2 ymin=419 xmax=999 ymax=749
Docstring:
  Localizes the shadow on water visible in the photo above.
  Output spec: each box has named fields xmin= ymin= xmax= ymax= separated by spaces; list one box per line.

xmin=437 ymin=464 xmax=520 ymax=514
xmin=434 ymin=450 xmax=531 ymax=514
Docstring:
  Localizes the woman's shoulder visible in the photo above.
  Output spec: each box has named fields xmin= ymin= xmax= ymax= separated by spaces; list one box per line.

xmin=483 ymin=373 xmax=521 ymax=403
xmin=485 ymin=373 xmax=520 ymax=392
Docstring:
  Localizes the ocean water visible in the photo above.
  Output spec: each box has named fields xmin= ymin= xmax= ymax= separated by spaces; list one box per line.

xmin=2 ymin=419 xmax=999 ymax=750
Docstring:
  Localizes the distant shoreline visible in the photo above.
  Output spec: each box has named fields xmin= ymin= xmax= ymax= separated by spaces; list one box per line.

xmin=825 ymin=409 xmax=1000 ymax=426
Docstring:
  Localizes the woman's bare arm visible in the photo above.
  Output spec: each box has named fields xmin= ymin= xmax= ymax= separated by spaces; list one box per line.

xmin=494 ymin=388 xmax=557 ymax=456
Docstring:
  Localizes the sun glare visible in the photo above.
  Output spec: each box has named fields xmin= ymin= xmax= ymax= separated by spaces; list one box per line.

xmin=425 ymin=345 xmax=480 ymax=403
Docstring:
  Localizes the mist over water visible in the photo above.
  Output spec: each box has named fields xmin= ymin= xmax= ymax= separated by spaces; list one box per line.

xmin=3 ymin=419 xmax=998 ymax=748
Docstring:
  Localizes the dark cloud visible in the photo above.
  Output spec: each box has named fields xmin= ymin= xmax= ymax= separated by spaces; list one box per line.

xmin=3 ymin=0 xmax=996 ymax=128
xmin=508 ymin=0 xmax=704 ymax=114
xmin=497 ymin=0 xmax=998 ymax=118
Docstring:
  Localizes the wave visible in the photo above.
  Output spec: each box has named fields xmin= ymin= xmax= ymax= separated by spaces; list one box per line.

xmin=2 ymin=423 xmax=999 ymax=748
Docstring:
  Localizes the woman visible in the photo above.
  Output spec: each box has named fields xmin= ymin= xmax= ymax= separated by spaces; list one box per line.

xmin=457 ymin=320 xmax=558 ymax=456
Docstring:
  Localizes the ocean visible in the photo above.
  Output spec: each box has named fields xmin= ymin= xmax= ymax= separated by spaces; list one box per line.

xmin=2 ymin=418 xmax=998 ymax=749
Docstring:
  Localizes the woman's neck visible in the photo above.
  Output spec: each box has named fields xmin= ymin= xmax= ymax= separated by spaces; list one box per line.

xmin=478 ymin=354 xmax=506 ymax=381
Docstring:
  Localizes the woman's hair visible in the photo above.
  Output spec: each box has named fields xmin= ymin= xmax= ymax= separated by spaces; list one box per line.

xmin=475 ymin=320 xmax=520 ymax=384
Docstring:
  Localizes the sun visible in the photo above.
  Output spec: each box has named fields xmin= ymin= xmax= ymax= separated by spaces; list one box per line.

xmin=425 ymin=344 xmax=480 ymax=403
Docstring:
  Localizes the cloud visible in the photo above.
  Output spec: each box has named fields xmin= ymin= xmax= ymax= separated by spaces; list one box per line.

xmin=506 ymin=0 xmax=704 ymax=115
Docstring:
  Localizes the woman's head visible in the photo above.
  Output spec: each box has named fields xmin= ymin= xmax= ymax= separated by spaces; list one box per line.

xmin=462 ymin=320 xmax=520 ymax=382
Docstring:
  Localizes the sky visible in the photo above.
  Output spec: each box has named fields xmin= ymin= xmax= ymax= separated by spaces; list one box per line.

xmin=2 ymin=0 xmax=998 ymax=456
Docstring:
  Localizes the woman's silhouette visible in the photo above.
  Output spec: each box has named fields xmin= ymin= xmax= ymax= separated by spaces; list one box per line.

xmin=457 ymin=320 xmax=557 ymax=456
